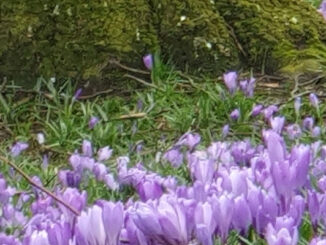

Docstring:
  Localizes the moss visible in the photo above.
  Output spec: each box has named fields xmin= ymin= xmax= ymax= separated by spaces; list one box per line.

xmin=0 ymin=0 xmax=159 ymax=82
xmin=215 ymin=0 xmax=326 ymax=75
xmin=151 ymin=0 xmax=240 ymax=75
xmin=1 ymin=0 xmax=326 ymax=85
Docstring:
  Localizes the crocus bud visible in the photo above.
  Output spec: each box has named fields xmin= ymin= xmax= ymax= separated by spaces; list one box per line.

xmin=312 ymin=126 xmax=321 ymax=138
xmin=73 ymin=88 xmax=82 ymax=100
xmin=230 ymin=109 xmax=240 ymax=121
xmin=251 ymin=104 xmax=263 ymax=117
xmin=143 ymin=54 xmax=153 ymax=70
xmin=294 ymin=97 xmax=301 ymax=115
xmin=223 ymin=71 xmax=238 ymax=95
xmin=310 ymin=93 xmax=319 ymax=108
xmin=88 ymin=116 xmax=99 ymax=129
xmin=222 ymin=124 xmax=229 ymax=138
xmin=82 ymin=140 xmax=93 ymax=157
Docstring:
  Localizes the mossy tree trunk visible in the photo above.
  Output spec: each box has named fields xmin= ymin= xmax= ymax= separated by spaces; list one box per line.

xmin=0 ymin=0 xmax=326 ymax=86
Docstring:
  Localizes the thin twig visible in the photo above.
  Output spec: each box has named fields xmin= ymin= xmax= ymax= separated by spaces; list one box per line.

xmin=114 ymin=112 xmax=147 ymax=120
xmin=109 ymin=59 xmax=150 ymax=75
xmin=0 ymin=155 xmax=80 ymax=216
xmin=124 ymin=74 xmax=163 ymax=91
xmin=78 ymin=88 xmax=114 ymax=100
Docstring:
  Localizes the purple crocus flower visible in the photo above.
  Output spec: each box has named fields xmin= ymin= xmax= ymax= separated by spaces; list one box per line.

xmin=10 ymin=141 xmax=29 ymax=157
xmin=223 ymin=71 xmax=238 ymax=95
xmin=136 ymin=179 xmax=163 ymax=201
xmin=310 ymin=93 xmax=319 ymax=109
xmin=319 ymin=0 xmax=326 ymax=19
xmin=177 ymin=133 xmax=201 ymax=150
xmin=212 ymin=194 xmax=234 ymax=240
xmin=93 ymin=163 xmax=108 ymax=181
xmin=82 ymin=140 xmax=93 ymax=157
xmin=58 ymin=170 xmax=81 ymax=188
xmin=312 ymin=126 xmax=322 ymax=138
xmin=222 ymin=124 xmax=229 ymax=138
xmin=97 ymin=146 xmax=113 ymax=162
xmin=302 ymin=117 xmax=314 ymax=131
xmin=194 ymin=202 xmax=216 ymax=245
xmin=310 ymin=237 xmax=326 ymax=245
xmin=163 ymin=147 xmax=183 ymax=168
xmin=265 ymin=216 xmax=298 ymax=245
xmin=263 ymin=105 xmax=278 ymax=120
xmin=230 ymin=109 xmax=240 ymax=121
xmin=88 ymin=116 xmax=99 ymax=129
xmin=26 ymin=230 xmax=51 ymax=245
xmin=232 ymin=195 xmax=252 ymax=233
xmin=143 ymin=54 xmax=153 ymax=70
xmin=47 ymin=222 xmax=72 ymax=245
xmin=294 ymin=97 xmax=301 ymax=115
xmin=73 ymin=88 xmax=82 ymax=100
xmin=100 ymin=201 xmax=124 ymax=245
xmin=0 ymin=233 xmax=21 ymax=245
xmin=270 ymin=116 xmax=285 ymax=134
xmin=286 ymin=124 xmax=302 ymax=140
xmin=251 ymin=104 xmax=263 ymax=117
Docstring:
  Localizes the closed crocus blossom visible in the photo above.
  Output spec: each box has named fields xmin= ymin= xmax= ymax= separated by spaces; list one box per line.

xmin=294 ymin=97 xmax=301 ymax=115
xmin=88 ymin=116 xmax=99 ymax=129
xmin=100 ymin=201 xmax=124 ymax=245
xmin=302 ymin=117 xmax=314 ymax=131
xmin=270 ymin=116 xmax=285 ymax=134
xmin=143 ymin=54 xmax=153 ymax=70
xmin=265 ymin=216 xmax=298 ymax=245
xmin=210 ymin=194 xmax=234 ymax=240
xmin=75 ymin=205 xmax=106 ymax=245
xmin=73 ymin=88 xmax=82 ymax=100
xmin=232 ymin=195 xmax=252 ymax=233
xmin=263 ymin=105 xmax=278 ymax=120
xmin=251 ymin=104 xmax=263 ymax=117
xmin=47 ymin=222 xmax=72 ymax=245
xmin=156 ymin=196 xmax=188 ymax=245
xmin=10 ymin=141 xmax=28 ymax=157
xmin=223 ymin=71 xmax=238 ymax=94
xmin=309 ymin=93 xmax=319 ymax=108
xmin=230 ymin=109 xmax=240 ymax=120
xmin=312 ymin=126 xmax=322 ymax=138
xmin=194 ymin=202 xmax=216 ymax=245
xmin=82 ymin=140 xmax=93 ymax=157
xmin=26 ymin=230 xmax=50 ymax=245
xmin=222 ymin=124 xmax=229 ymax=138
xmin=97 ymin=146 xmax=113 ymax=162
xmin=136 ymin=179 xmax=163 ymax=201
xmin=132 ymin=202 xmax=164 ymax=242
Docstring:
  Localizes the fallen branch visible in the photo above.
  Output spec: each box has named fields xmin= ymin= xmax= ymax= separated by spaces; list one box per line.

xmin=0 ymin=155 xmax=80 ymax=216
